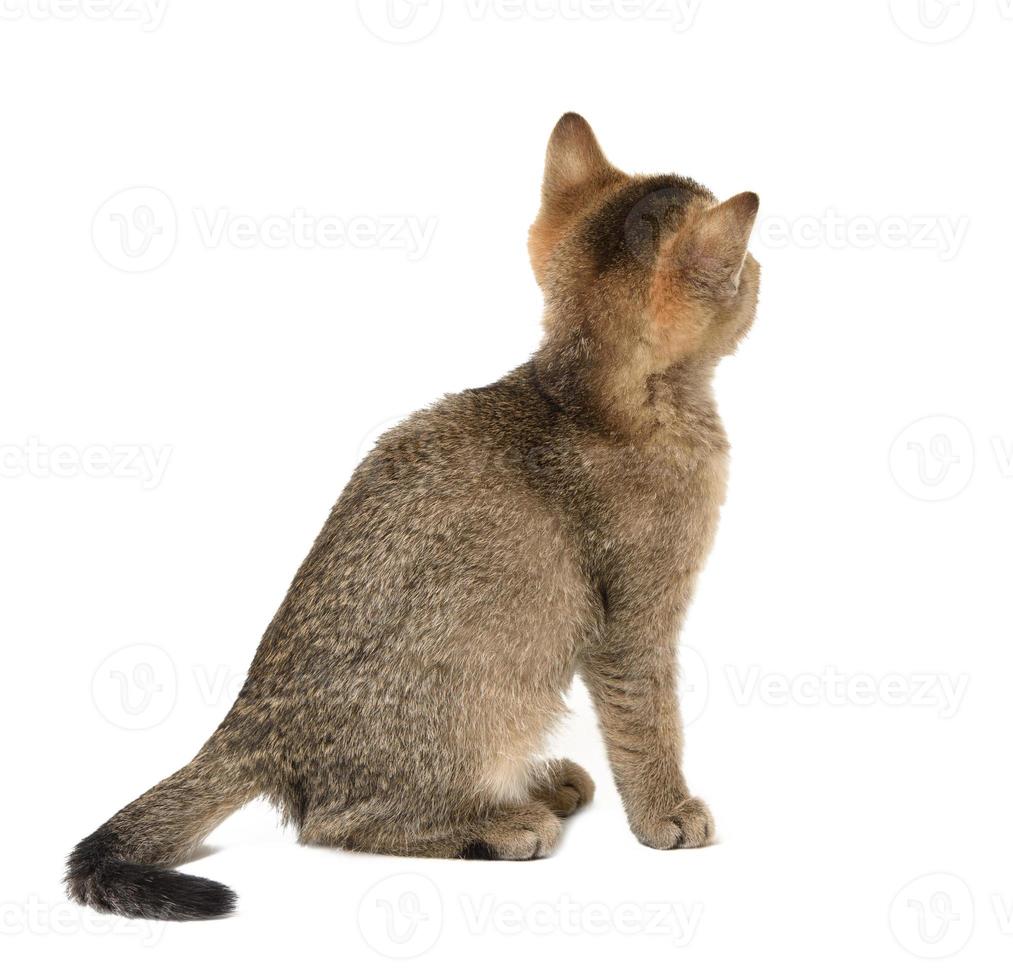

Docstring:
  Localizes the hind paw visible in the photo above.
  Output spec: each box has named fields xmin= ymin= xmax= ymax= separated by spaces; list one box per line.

xmin=531 ymin=758 xmax=595 ymax=818
xmin=459 ymin=803 xmax=562 ymax=860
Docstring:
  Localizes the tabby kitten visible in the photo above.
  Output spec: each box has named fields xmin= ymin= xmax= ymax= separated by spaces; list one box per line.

xmin=67 ymin=113 xmax=760 ymax=920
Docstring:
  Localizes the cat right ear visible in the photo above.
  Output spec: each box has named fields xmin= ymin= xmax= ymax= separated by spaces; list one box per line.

xmin=676 ymin=192 xmax=760 ymax=297
xmin=540 ymin=113 xmax=619 ymax=206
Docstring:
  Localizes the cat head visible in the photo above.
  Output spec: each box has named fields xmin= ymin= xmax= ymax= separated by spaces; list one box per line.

xmin=529 ymin=113 xmax=760 ymax=373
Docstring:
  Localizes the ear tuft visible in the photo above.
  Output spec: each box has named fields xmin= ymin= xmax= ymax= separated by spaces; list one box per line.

xmin=541 ymin=113 xmax=617 ymax=205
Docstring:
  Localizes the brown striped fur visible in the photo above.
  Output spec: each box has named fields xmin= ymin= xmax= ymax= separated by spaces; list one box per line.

xmin=66 ymin=113 xmax=761 ymax=918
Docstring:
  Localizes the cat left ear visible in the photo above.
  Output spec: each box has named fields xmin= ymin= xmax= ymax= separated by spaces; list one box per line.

xmin=541 ymin=113 xmax=619 ymax=206
xmin=679 ymin=192 xmax=760 ymax=296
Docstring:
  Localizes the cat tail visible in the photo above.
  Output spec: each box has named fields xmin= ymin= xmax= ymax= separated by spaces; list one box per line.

xmin=65 ymin=737 xmax=256 ymax=921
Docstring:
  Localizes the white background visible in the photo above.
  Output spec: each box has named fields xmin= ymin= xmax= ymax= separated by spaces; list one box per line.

xmin=2 ymin=1 xmax=1011 ymax=976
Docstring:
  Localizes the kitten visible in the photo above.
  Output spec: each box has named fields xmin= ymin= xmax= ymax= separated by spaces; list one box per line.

xmin=67 ymin=113 xmax=760 ymax=920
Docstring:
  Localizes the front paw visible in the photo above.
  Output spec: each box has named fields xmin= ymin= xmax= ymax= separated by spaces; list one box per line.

xmin=632 ymin=797 xmax=715 ymax=849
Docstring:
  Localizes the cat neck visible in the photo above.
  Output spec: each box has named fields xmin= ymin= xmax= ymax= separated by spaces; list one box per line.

xmin=531 ymin=318 xmax=724 ymax=446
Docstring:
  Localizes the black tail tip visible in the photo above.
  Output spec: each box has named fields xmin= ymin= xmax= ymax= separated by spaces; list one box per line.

xmin=67 ymin=832 xmax=237 ymax=921
xmin=67 ymin=861 xmax=238 ymax=921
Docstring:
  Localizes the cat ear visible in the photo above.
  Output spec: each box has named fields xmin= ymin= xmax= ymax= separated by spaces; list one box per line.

xmin=679 ymin=192 xmax=759 ymax=296
xmin=541 ymin=113 xmax=618 ymax=205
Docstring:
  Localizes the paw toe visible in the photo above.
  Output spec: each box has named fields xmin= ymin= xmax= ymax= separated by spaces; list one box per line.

xmin=534 ymin=759 xmax=595 ymax=818
xmin=634 ymin=797 xmax=715 ymax=850
xmin=459 ymin=806 xmax=562 ymax=860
